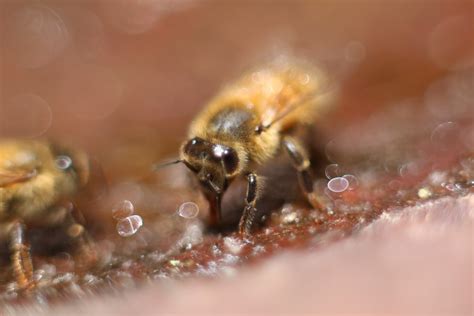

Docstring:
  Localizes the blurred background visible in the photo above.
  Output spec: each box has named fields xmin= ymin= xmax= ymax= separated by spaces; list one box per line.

xmin=1 ymin=0 xmax=472 ymax=183
xmin=0 ymin=1 xmax=473 ymax=313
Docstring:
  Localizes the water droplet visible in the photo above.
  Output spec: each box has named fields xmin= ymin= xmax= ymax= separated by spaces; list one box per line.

xmin=327 ymin=177 xmax=349 ymax=193
xmin=116 ymin=215 xmax=143 ymax=237
xmin=325 ymin=163 xmax=341 ymax=179
xmin=112 ymin=200 xmax=135 ymax=220
xmin=342 ymin=174 xmax=359 ymax=190
xmin=178 ymin=202 xmax=199 ymax=219
xmin=442 ymin=182 xmax=457 ymax=192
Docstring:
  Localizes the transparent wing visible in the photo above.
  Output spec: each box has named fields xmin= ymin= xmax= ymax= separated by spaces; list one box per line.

xmin=256 ymin=66 xmax=336 ymax=130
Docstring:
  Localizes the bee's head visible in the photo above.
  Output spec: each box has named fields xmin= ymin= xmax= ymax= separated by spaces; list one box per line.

xmin=50 ymin=143 xmax=90 ymax=189
xmin=180 ymin=137 xmax=240 ymax=196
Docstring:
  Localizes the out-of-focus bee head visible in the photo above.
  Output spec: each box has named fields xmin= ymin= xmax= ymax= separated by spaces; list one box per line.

xmin=50 ymin=143 xmax=90 ymax=190
xmin=181 ymin=137 xmax=240 ymax=196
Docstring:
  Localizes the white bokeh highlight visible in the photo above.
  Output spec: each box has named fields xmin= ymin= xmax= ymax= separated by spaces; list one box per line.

xmin=4 ymin=5 xmax=69 ymax=68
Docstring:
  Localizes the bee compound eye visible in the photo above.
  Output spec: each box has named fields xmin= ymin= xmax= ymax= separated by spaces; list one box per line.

xmin=222 ymin=149 xmax=239 ymax=174
xmin=55 ymin=155 xmax=73 ymax=170
xmin=184 ymin=137 xmax=208 ymax=157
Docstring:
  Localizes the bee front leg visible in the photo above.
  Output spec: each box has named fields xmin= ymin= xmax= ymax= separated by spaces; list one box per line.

xmin=9 ymin=220 xmax=35 ymax=290
xmin=63 ymin=203 xmax=98 ymax=269
xmin=282 ymin=136 xmax=324 ymax=210
xmin=238 ymin=172 xmax=259 ymax=236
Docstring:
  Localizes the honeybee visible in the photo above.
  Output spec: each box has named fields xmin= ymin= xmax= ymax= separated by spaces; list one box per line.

xmin=163 ymin=60 xmax=335 ymax=235
xmin=0 ymin=139 xmax=92 ymax=290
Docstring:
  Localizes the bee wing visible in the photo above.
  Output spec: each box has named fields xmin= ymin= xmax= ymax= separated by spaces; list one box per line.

xmin=257 ymin=69 xmax=336 ymax=130
xmin=260 ymin=88 xmax=332 ymax=130
xmin=0 ymin=168 xmax=37 ymax=187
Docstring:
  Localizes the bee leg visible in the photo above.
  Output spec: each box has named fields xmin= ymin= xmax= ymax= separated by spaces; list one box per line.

xmin=9 ymin=220 xmax=35 ymax=290
xmin=282 ymin=136 xmax=324 ymax=210
xmin=238 ymin=172 xmax=259 ymax=236
xmin=64 ymin=203 xmax=98 ymax=269
xmin=205 ymin=191 xmax=222 ymax=229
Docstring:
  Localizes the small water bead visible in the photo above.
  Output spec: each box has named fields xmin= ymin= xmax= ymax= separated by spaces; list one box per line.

xmin=178 ymin=202 xmax=199 ymax=219
xmin=442 ymin=182 xmax=458 ymax=192
xmin=342 ymin=174 xmax=359 ymax=190
xmin=116 ymin=215 xmax=143 ymax=237
xmin=327 ymin=177 xmax=349 ymax=193
xmin=112 ymin=200 xmax=134 ymax=220
xmin=325 ymin=163 xmax=341 ymax=179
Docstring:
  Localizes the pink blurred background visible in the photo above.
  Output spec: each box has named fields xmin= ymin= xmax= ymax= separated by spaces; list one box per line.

xmin=1 ymin=0 xmax=472 ymax=182
xmin=1 ymin=1 xmax=473 ymax=314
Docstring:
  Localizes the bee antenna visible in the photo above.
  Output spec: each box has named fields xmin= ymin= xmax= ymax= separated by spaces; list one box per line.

xmin=152 ymin=159 xmax=184 ymax=171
